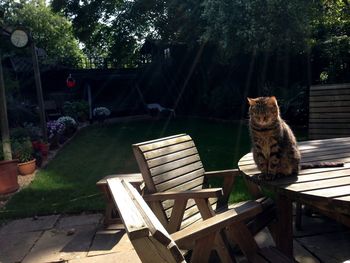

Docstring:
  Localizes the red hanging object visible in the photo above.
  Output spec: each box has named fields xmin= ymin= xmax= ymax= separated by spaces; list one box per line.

xmin=66 ymin=74 xmax=76 ymax=88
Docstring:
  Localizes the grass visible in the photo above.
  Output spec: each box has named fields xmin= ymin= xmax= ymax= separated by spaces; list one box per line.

xmin=1 ymin=117 xmax=307 ymax=219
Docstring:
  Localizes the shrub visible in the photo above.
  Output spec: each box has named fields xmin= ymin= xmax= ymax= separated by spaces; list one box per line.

xmin=57 ymin=116 xmax=77 ymax=129
xmin=63 ymin=100 xmax=89 ymax=121
xmin=12 ymin=138 xmax=34 ymax=163
xmin=93 ymin=107 xmax=111 ymax=118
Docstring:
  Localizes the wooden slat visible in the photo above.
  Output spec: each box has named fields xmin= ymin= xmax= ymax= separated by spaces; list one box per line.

xmin=309 ymin=106 xmax=350 ymax=113
xmin=138 ymin=135 xmax=191 ymax=152
xmin=310 ymin=112 xmax=350 ymax=119
xmin=310 ymin=94 xmax=350 ymax=102
xmin=156 ymin=168 xmax=205 ymax=192
xmin=152 ymin=161 xmax=203 ymax=185
xmin=301 ymin=185 xmax=350 ymax=198
xmin=309 ymin=123 xmax=350 ymax=129
xmin=310 ymin=89 xmax=350 ymax=96
xmin=309 ymin=118 xmax=350 ymax=123
xmin=310 ymin=83 xmax=350 ymax=91
xmin=309 ymin=129 xmax=350 ymax=135
xmin=308 ymin=134 xmax=350 ymax=139
xmin=281 ymin=176 xmax=350 ymax=192
xmin=147 ymin=146 xmax=198 ymax=168
xmin=144 ymin=141 xmax=196 ymax=160
xmin=150 ymin=155 xmax=201 ymax=176
xmin=310 ymin=100 xmax=350 ymax=108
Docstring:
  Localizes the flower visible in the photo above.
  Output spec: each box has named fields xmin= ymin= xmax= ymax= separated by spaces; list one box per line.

xmin=47 ymin=120 xmax=65 ymax=139
xmin=93 ymin=107 xmax=111 ymax=117
xmin=57 ymin=116 xmax=77 ymax=129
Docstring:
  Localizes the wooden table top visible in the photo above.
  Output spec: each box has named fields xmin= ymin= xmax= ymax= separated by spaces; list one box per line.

xmin=238 ymin=137 xmax=350 ymax=215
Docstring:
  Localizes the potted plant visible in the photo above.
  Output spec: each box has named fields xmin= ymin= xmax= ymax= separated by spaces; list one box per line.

xmin=0 ymin=142 xmax=19 ymax=194
xmin=47 ymin=120 xmax=65 ymax=149
xmin=93 ymin=107 xmax=111 ymax=123
xmin=12 ymin=138 xmax=36 ymax=176
xmin=57 ymin=116 xmax=77 ymax=138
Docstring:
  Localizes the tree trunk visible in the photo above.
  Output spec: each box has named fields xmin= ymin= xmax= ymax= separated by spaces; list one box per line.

xmin=0 ymin=51 xmax=12 ymax=160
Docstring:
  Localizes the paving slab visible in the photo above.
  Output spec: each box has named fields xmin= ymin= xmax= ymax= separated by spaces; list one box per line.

xmin=0 ymin=215 xmax=59 ymax=235
xmin=296 ymin=230 xmax=350 ymax=263
xmin=22 ymin=224 xmax=97 ymax=263
xmin=0 ymin=231 xmax=42 ymax=263
xmin=57 ymin=214 xmax=102 ymax=229
xmin=88 ymin=229 xmax=134 ymax=256
xmin=69 ymin=251 xmax=141 ymax=263
xmin=293 ymin=240 xmax=320 ymax=263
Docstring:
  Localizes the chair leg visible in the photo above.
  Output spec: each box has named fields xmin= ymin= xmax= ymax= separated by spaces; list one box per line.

xmin=295 ymin=202 xmax=302 ymax=230
xmin=190 ymin=233 xmax=216 ymax=263
xmin=214 ymin=232 xmax=236 ymax=263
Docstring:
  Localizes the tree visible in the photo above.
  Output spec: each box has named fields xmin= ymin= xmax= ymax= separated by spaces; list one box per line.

xmin=2 ymin=0 xmax=86 ymax=67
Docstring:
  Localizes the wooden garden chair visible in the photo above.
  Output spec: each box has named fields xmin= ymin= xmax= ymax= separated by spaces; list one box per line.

xmin=131 ymin=134 xmax=281 ymax=262
xmin=107 ymin=178 xmax=292 ymax=263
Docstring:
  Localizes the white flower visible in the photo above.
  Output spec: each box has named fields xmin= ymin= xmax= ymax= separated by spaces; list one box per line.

xmin=93 ymin=107 xmax=111 ymax=117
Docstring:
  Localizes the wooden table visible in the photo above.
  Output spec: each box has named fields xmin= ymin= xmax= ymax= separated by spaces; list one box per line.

xmin=238 ymin=137 xmax=350 ymax=257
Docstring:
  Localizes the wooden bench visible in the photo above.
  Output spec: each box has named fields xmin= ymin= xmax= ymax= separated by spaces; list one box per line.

xmin=295 ymin=83 xmax=350 ymax=228
xmin=309 ymin=83 xmax=350 ymax=139
xmin=108 ymin=178 xmax=294 ymax=263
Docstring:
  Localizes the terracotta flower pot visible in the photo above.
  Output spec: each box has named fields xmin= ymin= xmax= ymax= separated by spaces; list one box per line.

xmin=18 ymin=159 xmax=36 ymax=176
xmin=39 ymin=142 xmax=50 ymax=156
xmin=0 ymin=160 xmax=19 ymax=194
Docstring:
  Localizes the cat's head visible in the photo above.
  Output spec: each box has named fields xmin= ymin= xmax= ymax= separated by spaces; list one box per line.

xmin=247 ymin=96 xmax=280 ymax=126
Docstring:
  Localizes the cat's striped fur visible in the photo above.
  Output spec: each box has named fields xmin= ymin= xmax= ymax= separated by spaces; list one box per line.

xmin=248 ymin=96 xmax=300 ymax=180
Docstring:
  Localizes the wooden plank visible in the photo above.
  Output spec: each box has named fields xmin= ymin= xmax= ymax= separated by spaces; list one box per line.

xmin=275 ymin=195 xmax=293 ymax=257
xmin=298 ymin=136 xmax=350 ymax=146
xmin=167 ymin=199 xmax=187 ymax=233
xmin=152 ymin=161 xmax=203 ymax=185
xmin=138 ymin=135 xmax=191 ymax=152
xmin=309 ymin=106 xmax=350 ymax=113
xmin=309 ymin=123 xmax=350 ymax=129
xmin=310 ymin=83 xmax=350 ymax=91
xmin=144 ymin=141 xmax=196 ymax=160
xmin=309 ymin=112 xmax=350 ymax=118
xmin=301 ymin=185 xmax=350 ymax=198
xmin=310 ymin=94 xmax=350 ymax=102
xmin=107 ymin=178 xmax=149 ymax=240
xmin=310 ymin=89 xmax=350 ymax=96
xmin=150 ymin=155 xmax=201 ymax=176
xmin=281 ymin=176 xmax=350 ymax=192
xmin=147 ymin=146 xmax=198 ymax=168
xmin=309 ymin=129 xmax=350 ymax=135
xmin=156 ymin=168 xmax=205 ymax=192
xmin=259 ymin=247 xmax=294 ymax=263
xmin=308 ymin=134 xmax=350 ymax=140
xmin=310 ymin=100 xmax=350 ymax=108
xmin=159 ymin=175 xmax=205 ymax=195
xmin=309 ymin=118 xmax=350 ymax=124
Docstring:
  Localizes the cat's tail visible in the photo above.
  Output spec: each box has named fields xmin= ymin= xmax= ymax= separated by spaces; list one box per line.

xmin=300 ymin=162 xmax=344 ymax=169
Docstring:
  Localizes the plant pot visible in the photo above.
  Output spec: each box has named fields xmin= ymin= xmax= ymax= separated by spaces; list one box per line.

xmin=18 ymin=159 xmax=36 ymax=176
xmin=39 ymin=142 xmax=50 ymax=156
xmin=0 ymin=160 xmax=19 ymax=194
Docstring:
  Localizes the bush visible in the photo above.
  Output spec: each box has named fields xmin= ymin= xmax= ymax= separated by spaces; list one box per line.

xmin=63 ymin=100 xmax=89 ymax=122
xmin=12 ymin=138 xmax=34 ymax=163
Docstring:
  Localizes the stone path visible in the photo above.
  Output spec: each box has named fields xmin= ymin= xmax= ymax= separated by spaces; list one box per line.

xmin=0 ymin=212 xmax=349 ymax=263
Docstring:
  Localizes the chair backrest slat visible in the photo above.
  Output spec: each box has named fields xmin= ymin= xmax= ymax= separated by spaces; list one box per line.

xmin=133 ymin=134 xmax=216 ymax=232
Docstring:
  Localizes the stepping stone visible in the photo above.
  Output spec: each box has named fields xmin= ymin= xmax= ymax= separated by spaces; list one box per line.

xmin=57 ymin=214 xmax=102 ymax=229
xmin=0 ymin=215 xmax=59 ymax=234
xmin=22 ymin=224 xmax=97 ymax=263
xmin=88 ymin=229 xmax=135 ymax=257
xmin=0 ymin=231 xmax=42 ymax=263
xmin=69 ymin=251 xmax=141 ymax=263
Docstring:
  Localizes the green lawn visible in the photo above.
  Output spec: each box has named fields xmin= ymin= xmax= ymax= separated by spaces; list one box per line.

xmin=1 ymin=117 xmax=307 ymax=219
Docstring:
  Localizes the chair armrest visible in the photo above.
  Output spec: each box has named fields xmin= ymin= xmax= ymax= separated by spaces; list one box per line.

xmin=143 ymin=188 xmax=223 ymax=201
xmin=171 ymin=200 xmax=262 ymax=249
xmin=204 ymin=169 xmax=240 ymax=207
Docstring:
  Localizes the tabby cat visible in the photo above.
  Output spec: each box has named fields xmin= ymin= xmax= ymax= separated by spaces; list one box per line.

xmin=247 ymin=96 xmax=300 ymax=180
xmin=247 ymin=96 xmax=343 ymax=180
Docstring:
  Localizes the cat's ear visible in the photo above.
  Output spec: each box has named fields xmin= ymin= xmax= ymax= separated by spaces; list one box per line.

xmin=247 ymin=97 xmax=256 ymax=106
xmin=268 ymin=96 xmax=277 ymax=105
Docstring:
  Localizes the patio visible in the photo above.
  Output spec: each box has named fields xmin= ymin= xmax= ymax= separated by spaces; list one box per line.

xmin=1 ymin=209 xmax=349 ymax=263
